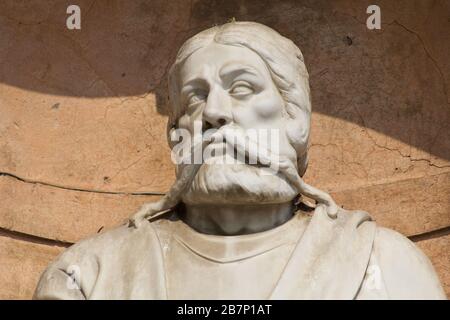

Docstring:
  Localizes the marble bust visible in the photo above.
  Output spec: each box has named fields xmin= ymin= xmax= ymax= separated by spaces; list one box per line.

xmin=34 ymin=21 xmax=445 ymax=300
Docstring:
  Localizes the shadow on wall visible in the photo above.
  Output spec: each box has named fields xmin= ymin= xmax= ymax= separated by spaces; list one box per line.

xmin=0 ymin=0 xmax=448 ymax=160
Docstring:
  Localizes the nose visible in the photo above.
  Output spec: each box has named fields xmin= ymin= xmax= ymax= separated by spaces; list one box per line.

xmin=202 ymin=87 xmax=232 ymax=131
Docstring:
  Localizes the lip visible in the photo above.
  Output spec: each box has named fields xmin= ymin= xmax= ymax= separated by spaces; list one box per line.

xmin=203 ymin=142 xmax=237 ymax=163
xmin=203 ymin=142 xmax=267 ymax=167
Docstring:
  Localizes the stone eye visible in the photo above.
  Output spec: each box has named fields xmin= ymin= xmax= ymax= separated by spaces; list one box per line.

xmin=187 ymin=92 xmax=207 ymax=106
xmin=229 ymin=81 xmax=254 ymax=97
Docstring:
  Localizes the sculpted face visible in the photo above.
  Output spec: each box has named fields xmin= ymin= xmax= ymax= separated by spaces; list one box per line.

xmin=175 ymin=42 xmax=299 ymax=205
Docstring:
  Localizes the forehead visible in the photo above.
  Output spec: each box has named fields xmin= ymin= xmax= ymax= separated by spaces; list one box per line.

xmin=178 ymin=42 xmax=271 ymax=83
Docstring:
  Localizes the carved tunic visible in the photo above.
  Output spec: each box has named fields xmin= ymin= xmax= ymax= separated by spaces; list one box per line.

xmin=34 ymin=208 xmax=445 ymax=299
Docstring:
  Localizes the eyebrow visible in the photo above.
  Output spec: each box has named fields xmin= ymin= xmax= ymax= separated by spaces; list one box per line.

xmin=218 ymin=63 xmax=262 ymax=83
xmin=180 ymin=78 xmax=208 ymax=95
xmin=180 ymin=62 xmax=263 ymax=94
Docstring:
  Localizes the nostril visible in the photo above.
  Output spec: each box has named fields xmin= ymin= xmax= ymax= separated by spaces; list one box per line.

xmin=203 ymin=121 xmax=213 ymax=133
xmin=217 ymin=118 xmax=226 ymax=126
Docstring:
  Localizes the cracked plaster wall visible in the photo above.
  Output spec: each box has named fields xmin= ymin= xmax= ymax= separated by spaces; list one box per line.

xmin=0 ymin=0 xmax=448 ymax=299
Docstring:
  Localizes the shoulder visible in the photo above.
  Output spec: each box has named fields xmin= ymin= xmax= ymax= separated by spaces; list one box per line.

xmin=56 ymin=221 xmax=159 ymax=261
xmin=372 ymin=227 xmax=446 ymax=299
xmin=34 ymin=219 xmax=165 ymax=299
xmin=52 ymin=217 xmax=173 ymax=268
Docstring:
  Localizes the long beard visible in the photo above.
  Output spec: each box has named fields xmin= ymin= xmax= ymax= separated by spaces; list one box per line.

xmin=181 ymin=162 xmax=298 ymax=205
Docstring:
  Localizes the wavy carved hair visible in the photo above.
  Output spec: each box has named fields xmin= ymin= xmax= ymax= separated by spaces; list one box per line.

xmin=167 ymin=21 xmax=311 ymax=176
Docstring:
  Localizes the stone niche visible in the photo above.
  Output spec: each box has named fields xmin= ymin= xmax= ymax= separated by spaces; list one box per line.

xmin=0 ymin=0 xmax=448 ymax=299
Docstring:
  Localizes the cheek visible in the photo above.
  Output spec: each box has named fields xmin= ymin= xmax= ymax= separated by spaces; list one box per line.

xmin=253 ymin=90 xmax=284 ymax=118
xmin=177 ymin=105 xmax=204 ymax=132
xmin=231 ymin=91 xmax=285 ymax=128
xmin=177 ymin=115 xmax=194 ymax=134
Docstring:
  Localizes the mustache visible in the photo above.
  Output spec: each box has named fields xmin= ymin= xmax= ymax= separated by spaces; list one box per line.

xmin=175 ymin=125 xmax=281 ymax=169
xmin=129 ymin=124 xmax=338 ymax=228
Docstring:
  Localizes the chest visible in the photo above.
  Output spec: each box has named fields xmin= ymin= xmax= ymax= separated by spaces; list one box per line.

xmin=163 ymin=236 xmax=297 ymax=299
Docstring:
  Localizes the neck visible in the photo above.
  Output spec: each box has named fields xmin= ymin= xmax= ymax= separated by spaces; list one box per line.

xmin=181 ymin=201 xmax=296 ymax=235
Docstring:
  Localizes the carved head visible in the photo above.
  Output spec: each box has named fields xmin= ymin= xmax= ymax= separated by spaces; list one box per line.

xmin=167 ymin=21 xmax=311 ymax=206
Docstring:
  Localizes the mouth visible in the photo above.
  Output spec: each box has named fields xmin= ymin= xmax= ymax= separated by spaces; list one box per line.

xmin=202 ymin=140 xmax=271 ymax=169
xmin=202 ymin=141 xmax=242 ymax=165
xmin=175 ymin=124 xmax=284 ymax=171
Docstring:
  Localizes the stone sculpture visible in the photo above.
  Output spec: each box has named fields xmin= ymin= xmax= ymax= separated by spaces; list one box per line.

xmin=34 ymin=21 xmax=446 ymax=300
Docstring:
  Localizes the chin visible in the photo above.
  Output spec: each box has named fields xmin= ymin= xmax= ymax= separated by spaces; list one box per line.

xmin=181 ymin=163 xmax=298 ymax=205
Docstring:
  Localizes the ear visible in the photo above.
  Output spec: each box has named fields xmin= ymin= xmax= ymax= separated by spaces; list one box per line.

xmin=285 ymin=107 xmax=309 ymax=150
xmin=285 ymin=104 xmax=310 ymax=176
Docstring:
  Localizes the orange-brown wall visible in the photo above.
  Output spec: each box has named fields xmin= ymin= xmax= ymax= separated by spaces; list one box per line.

xmin=0 ymin=0 xmax=448 ymax=299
